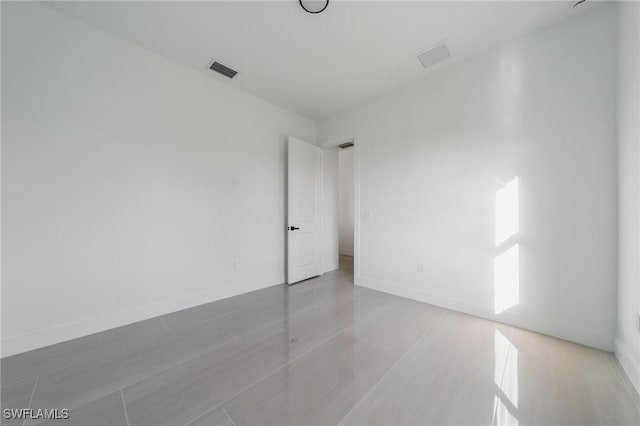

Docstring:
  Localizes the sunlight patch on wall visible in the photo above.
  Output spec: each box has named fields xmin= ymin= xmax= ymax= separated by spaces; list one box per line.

xmin=494 ymin=177 xmax=520 ymax=315
xmin=494 ymin=244 xmax=520 ymax=315
xmin=495 ymin=177 xmax=519 ymax=246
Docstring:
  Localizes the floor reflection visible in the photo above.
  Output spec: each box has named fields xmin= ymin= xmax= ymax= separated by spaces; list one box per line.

xmin=494 ymin=329 xmax=519 ymax=425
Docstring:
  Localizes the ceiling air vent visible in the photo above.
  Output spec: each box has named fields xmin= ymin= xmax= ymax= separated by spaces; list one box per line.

xmin=209 ymin=61 xmax=238 ymax=79
xmin=416 ymin=41 xmax=452 ymax=70
xmin=338 ymin=142 xmax=354 ymax=149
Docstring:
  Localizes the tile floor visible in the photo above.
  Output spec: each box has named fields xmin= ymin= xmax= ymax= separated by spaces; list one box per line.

xmin=2 ymin=255 xmax=638 ymax=426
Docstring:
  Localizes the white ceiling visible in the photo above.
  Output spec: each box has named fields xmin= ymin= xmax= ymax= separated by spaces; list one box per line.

xmin=49 ymin=1 xmax=595 ymax=120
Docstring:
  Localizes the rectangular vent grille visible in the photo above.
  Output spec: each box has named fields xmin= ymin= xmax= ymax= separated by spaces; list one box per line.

xmin=417 ymin=42 xmax=452 ymax=69
xmin=338 ymin=142 xmax=354 ymax=149
xmin=209 ymin=61 xmax=238 ymax=79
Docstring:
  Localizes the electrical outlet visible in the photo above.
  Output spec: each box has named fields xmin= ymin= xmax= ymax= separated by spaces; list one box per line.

xmin=364 ymin=211 xmax=373 ymax=221
xmin=230 ymin=259 xmax=237 ymax=269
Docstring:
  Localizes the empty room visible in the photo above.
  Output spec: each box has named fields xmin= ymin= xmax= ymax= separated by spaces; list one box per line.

xmin=1 ymin=1 xmax=639 ymax=425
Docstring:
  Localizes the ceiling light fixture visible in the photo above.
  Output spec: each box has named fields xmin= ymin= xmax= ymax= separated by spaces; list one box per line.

xmin=299 ymin=0 xmax=329 ymax=14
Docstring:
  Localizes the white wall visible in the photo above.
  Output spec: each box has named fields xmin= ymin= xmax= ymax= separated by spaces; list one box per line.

xmin=616 ymin=0 xmax=640 ymax=393
xmin=339 ymin=149 xmax=355 ymax=256
xmin=1 ymin=2 xmax=315 ymax=356
xmin=319 ymin=4 xmax=618 ymax=351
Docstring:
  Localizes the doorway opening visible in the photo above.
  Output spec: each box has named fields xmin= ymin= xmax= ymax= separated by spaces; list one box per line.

xmin=338 ymin=142 xmax=355 ymax=281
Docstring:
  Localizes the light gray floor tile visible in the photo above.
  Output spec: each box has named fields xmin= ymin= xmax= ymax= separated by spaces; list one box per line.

xmin=341 ymin=315 xmax=509 ymax=426
xmin=33 ymin=391 xmax=127 ymax=426
xmin=160 ymin=285 xmax=288 ymax=332
xmin=29 ymin=319 xmax=235 ymax=414
xmin=123 ymin=327 xmax=297 ymax=426
xmin=342 ymin=314 xmax=639 ymax=426
xmin=420 ymin=310 xmax=514 ymax=374
xmin=513 ymin=361 xmax=640 ymax=426
xmin=505 ymin=328 xmax=640 ymax=426
xmin=509 ymin=326 xmax=625 ymax=384
xmin=1 ymin=376 xmax=37 ymax=426
xmin=345 ymin=297 xmax=446 ymax=359
xmin=123 ymin=287 xmax=385 ymax=426
xmin=352 ymin=286 xmax=398 ymax=310
xmin=1 ymin=318 xmax=166 ymax=388
xmin=3 ymin=259 xmax=638 ymax=426
xmin=223 ymin=332 xmax=395 ymax=426
xmin=215 ymin=280 xmax=356 ymax=339
xmin=186 ymin=406 xmax=234 ymax=426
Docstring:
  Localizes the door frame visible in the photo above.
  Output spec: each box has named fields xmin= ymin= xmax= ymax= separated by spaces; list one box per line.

xmin=322 ymin=137 xmax=360 ymax=285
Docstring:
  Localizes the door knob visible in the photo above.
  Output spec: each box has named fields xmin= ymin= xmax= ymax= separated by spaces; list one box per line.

xmin=288 ymin=226 xmax=300 ymax=231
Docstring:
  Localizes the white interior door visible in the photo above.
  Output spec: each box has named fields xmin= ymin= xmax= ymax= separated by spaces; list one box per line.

xmin=287 ymin=136 xmax=322 ymax=284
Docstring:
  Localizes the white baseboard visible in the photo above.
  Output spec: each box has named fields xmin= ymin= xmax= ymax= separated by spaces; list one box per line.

xmin=1 ymin=276 xmax=283 ymax=358
xmin=615 ymin=337 xmax=640 ymax=396
xmin=357 ymin=275 xmax=613 ymax=352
